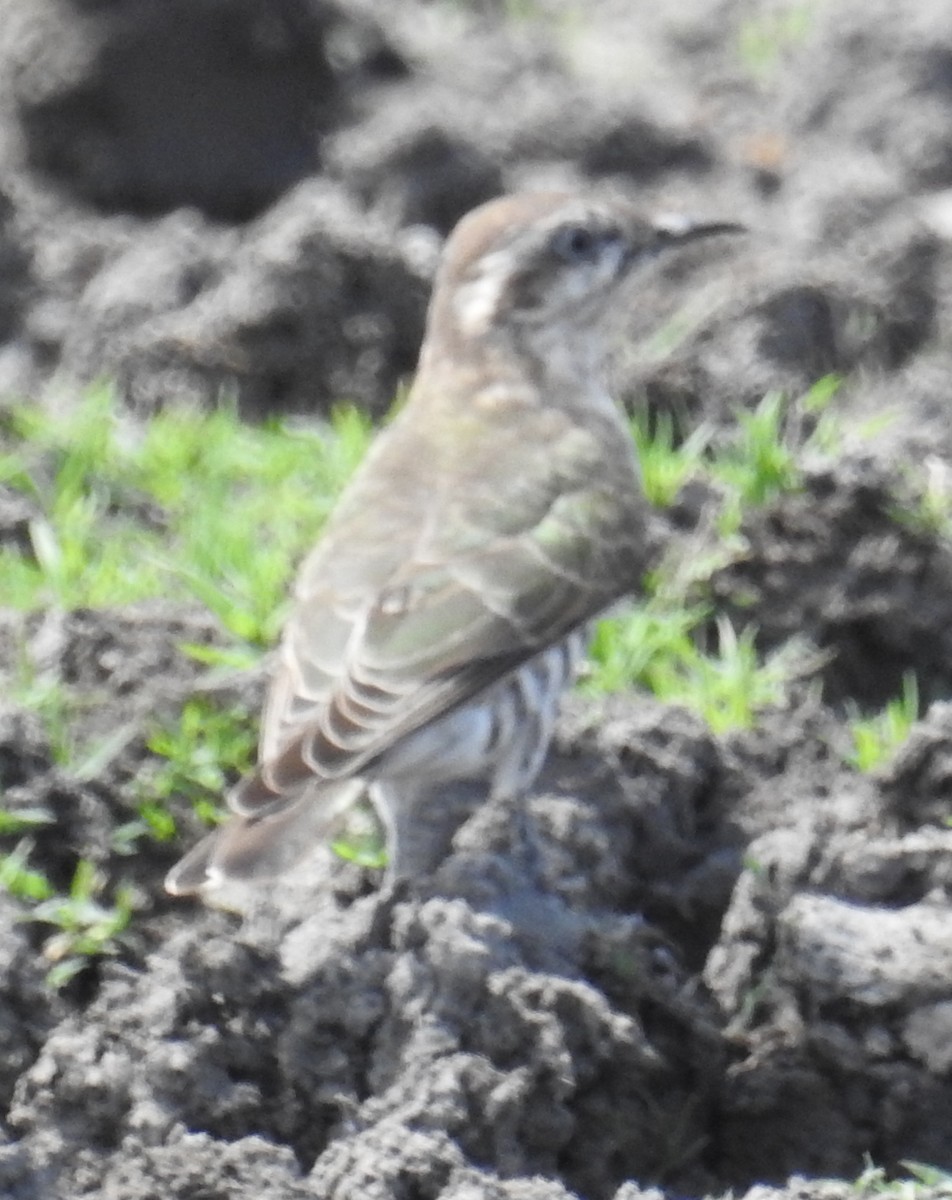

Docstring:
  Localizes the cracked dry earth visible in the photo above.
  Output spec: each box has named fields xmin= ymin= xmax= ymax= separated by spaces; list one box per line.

xmin=3 ymin=0 xmax=952 ymax=1198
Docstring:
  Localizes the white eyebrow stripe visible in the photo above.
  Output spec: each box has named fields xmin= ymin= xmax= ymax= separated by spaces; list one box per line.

xmin=452 ymin=248 xmax=514 ymax=336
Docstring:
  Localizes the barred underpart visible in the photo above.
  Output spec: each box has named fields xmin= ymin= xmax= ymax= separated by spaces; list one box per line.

xmin=370 ymin=630 xmax=585 ymax=881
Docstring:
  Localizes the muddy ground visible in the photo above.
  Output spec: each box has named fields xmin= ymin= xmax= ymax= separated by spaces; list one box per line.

xmin=2 ymin=1 xmax=952 ymax=1197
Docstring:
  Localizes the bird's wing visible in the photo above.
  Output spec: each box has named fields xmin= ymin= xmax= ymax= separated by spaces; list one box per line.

xmin=231 ymin=464 xmax=644 ymax=814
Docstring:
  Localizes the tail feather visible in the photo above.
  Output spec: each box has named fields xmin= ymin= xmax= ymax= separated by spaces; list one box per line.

xmin=164 ymin=780 xmax=365 ymax=896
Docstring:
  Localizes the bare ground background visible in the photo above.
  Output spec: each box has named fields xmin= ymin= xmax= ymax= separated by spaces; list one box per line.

xmin=2 ymin=1 xmax=952 ymax=1197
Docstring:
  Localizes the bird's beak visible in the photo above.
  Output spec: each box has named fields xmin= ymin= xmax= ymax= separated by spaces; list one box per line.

xmin=650 ymin=214 xmax=747 ymax=248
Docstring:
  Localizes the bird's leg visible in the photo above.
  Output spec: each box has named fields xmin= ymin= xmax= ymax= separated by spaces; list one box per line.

xmin=371 ymin=779 xmax=486 ymax=887
xmin=500 ymin=787 xmax=545 ymax=883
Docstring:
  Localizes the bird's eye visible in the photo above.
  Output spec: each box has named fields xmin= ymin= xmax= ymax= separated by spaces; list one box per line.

xmin=550 ymin=224 xmax=601 ymax=263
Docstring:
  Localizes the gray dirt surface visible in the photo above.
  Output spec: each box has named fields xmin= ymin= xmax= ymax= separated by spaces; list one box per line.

xmin=2 ymin=1 xmax=952 ymax=1198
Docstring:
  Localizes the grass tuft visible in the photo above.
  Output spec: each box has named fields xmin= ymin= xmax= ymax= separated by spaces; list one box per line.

xmin=855 ymin=1155 xmax=952 ymax=1197
xmin=848 ymin=673 xmax=920 ymax=772
xmin=0 ymin=384 xmax=373 ymax=643
xmin=0 ymin=847 xmax=133 ymax=988
xmin=588 ymin=377 xmax=844 ymax=730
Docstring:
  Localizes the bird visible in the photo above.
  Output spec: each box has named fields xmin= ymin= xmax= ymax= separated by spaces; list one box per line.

xmin=165 ymin=190 xmax=739 ymax=897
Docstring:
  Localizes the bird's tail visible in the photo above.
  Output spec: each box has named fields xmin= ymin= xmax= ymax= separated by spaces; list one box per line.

xmin=164 ymin=779 xmax=365 ymax=896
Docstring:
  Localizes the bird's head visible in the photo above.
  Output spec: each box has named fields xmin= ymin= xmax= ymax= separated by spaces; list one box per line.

xmin=422 ymin=191 xmax=740 ymax=384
